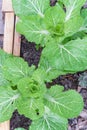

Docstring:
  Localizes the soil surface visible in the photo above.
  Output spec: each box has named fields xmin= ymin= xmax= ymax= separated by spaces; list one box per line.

xmin=10 ymin=36 xmax=87 ymax=130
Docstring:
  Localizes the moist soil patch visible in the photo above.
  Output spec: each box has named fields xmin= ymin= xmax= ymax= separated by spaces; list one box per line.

xmin=10 ymin=36 xmax=87 ymax=130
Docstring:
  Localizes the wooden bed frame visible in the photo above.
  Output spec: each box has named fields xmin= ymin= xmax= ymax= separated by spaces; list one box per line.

xmin=0 ymin=0 xmax=21 ymax=129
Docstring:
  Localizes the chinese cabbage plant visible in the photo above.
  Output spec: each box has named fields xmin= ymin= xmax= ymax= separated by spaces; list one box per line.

xmin=0 ymin=50 xmax=84 ymax=130
xmin=0 ymin=0 xmax=87 ymax=129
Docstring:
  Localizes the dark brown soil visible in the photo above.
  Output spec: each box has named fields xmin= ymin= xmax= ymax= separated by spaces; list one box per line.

xmin=20 ymin=37 xmax=42 ymax=67
xmin=10 ymin=111 xmax=32 ymax=130
xmin=10 ymin=36 xmax=87 ymax=130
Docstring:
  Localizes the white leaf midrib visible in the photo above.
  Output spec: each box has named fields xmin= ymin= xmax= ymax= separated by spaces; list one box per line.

xmin=45 ymin=94 xmax=72 ymax=111
xmin=18 ymin=0 xmax=44 ymax=17
xmin=65 ymin=0 xmax=77 ymax=22
xmin=28 ymin=0 xmax=44 ymax=17
xmin=20 ymin=19 xmax=50 ymax=36
xmin=0 ymin=93 xmax=20 ymax=106
xmin=59 ymin=44 xmax=79 ymax=62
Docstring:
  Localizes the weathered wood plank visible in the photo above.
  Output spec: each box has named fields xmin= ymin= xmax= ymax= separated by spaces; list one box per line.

xmin=13 ymin=17 xmax=21 ymax=56
xmin=0 ymin=0 xmax=4 ymax=34
xmin=0 ymin=121 xmax=10 ymax=130
xmin=3 ymin=13 xmax=15 ymax=53
xmin=2 ymin=0 xmax=13 ymax=12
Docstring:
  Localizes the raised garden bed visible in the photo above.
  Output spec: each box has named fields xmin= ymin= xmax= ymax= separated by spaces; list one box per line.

xmin=1 ymin=0 xmax=87 ymax=130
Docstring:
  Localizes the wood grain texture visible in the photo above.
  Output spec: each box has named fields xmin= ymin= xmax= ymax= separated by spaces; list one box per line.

xmin=3 ymin=13 xmax=15 ymax=53
xmin=0 ymin=121 xmax=10 ymax=130
xmin=13 ymin=17 xmax=21 ymax=56
xmin=2 ymin=0 xmax=13 ymax=12
xmin=0 ymin=0 xmax=4 ymax=34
